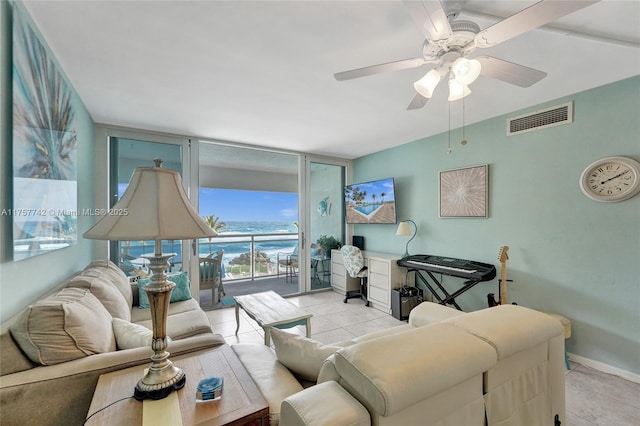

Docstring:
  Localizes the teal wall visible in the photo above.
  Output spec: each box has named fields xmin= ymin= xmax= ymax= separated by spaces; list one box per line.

xmin=0 ymin=1 xmax=95 ymax=321
xmin=353 ymin=76 xmax=640 ymax=374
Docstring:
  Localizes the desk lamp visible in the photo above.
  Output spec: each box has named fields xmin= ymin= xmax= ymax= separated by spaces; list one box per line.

xmin=84 ymin=159 xmax=216 ymax=400
xmin=396 ymin=220 xmax=417 ymax=258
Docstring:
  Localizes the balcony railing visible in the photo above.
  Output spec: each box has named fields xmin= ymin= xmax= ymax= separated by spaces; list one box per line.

xmin=120 ymin=232 xmax=298 ymax=281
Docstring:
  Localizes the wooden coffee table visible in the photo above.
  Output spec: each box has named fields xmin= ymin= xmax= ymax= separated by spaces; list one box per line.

xmin=86 ymin=345 xmax=268 ymax=426
xmin=234 ymin=291 xmax=312 ymax=345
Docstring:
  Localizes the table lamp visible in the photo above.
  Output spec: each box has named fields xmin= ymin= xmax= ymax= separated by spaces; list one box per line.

xmin=83 ymin=159 xmax=217 ymax=400
xmin=396 ymin=220 xmax=417 ymax=258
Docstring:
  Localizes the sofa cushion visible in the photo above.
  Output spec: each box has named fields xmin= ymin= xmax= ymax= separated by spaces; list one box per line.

xmin=281 ymin=381 xmax=371 ymax=426
xmin=130 ymin=298 xmax=202 ymax=323
xmin=134 ymin=307 xmax=212 ymax=340
xmin=113 ymin=318 xmax=152 ymax=349
xmin=137 ymin=271 xmax=191 ymax=309
xmin=270 ymin=328 xmax=341 ymax=382
xmin=9 ymin=288 xmax=116 ymax=365
xmin=232 ymin=343 xmax=304 ymax=426
xmin=332 ymin=323 xmax=496 ymax=417
xmin=0 ymin=328 xmax=37 ymax=375
xmin=112 ymin=318 xmax=173 ymax=349
xmin=84 ymin=259 xmax=133 ymax=307
xmin=65 ymin=270 xmax=131 ymax=321
xmin=444 ymin=304 xmax=564 ymax=359
xmin=408 ymin=301 xmax=466 ymax=327
xmin=351 ymin=323 xmax=415 ymax=344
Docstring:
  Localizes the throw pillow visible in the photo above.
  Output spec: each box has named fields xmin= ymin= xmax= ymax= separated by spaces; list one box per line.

xmin=112 ymin=318 xmax=172 ymax=350
xmin=270 ymin=328 xmax=341 ymax=382
xmin=66 ymin=271 xmax=131 ymax=321
xmin=137 ymin=271 xmax=191 ymax=309
xmin=167 ymin=271 xmax=191 ymax=302
xmin=9 ymin=288 xmax=116 ymax=365
xmin=84 ymin=259 xmax=134 ymax=307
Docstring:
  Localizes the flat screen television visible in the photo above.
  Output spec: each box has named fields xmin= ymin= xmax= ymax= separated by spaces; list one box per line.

xmin=345 ymin=177 xmax=397 ymax=224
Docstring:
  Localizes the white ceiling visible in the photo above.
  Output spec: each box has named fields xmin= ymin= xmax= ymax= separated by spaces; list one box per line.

xmin=22 ymin=1 xmax=640 ymax=160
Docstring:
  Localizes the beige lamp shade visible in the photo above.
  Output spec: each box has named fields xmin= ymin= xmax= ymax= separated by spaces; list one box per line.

xmin=396 ymin=220 xmax=417 ymax=258
xmin=396 ymin=221 xmax=413 ymax=236
xmin=83 ymin=161 xmax=217 ymax=241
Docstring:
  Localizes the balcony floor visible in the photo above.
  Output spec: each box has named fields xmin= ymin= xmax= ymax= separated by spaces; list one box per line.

xmin=198 ymin=274 xmax=332 ymax=310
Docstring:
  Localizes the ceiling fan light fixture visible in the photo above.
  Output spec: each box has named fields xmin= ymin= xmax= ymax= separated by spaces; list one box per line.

xmin=451 ymin=57 xmax=481 ymax=85
xmin=448 ymin=78 xmax=471 ymax=101
xmin=413 ymin=69 xmax=442 ymax=98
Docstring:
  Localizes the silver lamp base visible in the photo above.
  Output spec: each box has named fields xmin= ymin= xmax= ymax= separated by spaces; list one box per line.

xmin=134 ymin=367 xmax=186 ymax=400
xmin=133 ymin=252 xmax=186 ymax=401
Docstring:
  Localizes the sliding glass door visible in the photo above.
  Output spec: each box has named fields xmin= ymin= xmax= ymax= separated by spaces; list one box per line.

xmin=303 ymin=157 xmax=348 ymax=293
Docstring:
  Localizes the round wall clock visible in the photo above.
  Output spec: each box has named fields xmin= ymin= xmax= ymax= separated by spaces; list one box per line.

xmin=580 ymin=156 xmax=640 ymax=202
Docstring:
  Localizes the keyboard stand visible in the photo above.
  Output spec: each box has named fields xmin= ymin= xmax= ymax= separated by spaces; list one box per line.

xmin=409 ymin=269 xmax=483 ymax=311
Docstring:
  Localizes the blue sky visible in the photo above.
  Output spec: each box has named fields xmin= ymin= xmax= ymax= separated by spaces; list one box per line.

xmin=199 ymin=188 xmax=298 ymax=222
xmin=346 ymin=177 xmax=395 ymax=203
xmin=118 ymin=184 xmax=298 ymax=222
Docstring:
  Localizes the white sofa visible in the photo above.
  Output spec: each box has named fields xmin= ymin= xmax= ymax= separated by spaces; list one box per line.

xmin=232 ymin=302 xmax=565 ymax=426
xmin=0 ymin=260 xmax=225 ymax=426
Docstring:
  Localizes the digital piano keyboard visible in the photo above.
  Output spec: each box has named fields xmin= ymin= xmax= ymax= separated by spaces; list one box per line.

xmin=397 ymin=255 xmax=497 ymax=310
xmin=398 ymin=254 xmax=496 ymax=282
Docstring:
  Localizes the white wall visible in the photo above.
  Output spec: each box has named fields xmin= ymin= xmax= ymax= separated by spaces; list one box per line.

xmin=200 ymin=164 xmax=297 ymax=193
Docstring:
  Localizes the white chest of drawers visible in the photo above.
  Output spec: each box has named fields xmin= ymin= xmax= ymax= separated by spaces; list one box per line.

xmin=331 ymin=249 xmax=412 ymax=314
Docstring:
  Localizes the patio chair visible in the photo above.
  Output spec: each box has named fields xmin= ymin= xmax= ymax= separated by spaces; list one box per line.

xmin=277 ymin=245 xmax=299 ymax=282
xmin=119 ymin=253 xmax=137 ymax=276
xmin=200 ymin=250 xmax=224 ymax=303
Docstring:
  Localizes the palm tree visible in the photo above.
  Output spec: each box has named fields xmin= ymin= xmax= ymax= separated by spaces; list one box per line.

xmin=202 ymin=214 xmax=226 ymax=253
xmin=380 ymin=192 xmax=387 ymax=203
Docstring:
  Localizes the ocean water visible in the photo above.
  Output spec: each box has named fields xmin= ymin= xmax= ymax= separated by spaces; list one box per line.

xmin=123 ymin=221 xmax=299 ymax=266
xmin=222 ymin=221 xmax=297 ymax=234
xmin=205 ymin=221 xmax=298 ymax=265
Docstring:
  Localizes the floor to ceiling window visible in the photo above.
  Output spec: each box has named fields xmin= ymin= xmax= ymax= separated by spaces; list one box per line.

xmin=108 ymin=134 xmax=189 ymax=277
xmin=104 ymin=132 xmax=350 ymax=311
xmin=197 ymin=142 xmax=300 ymax=309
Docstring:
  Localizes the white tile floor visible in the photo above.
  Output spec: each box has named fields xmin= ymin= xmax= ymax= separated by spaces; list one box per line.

xmin=205 ymin=290 xmax=640 ymax=426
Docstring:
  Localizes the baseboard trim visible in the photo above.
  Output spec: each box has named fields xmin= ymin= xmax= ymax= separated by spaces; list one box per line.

xmin=567 ymin=352 xmax=640 ymax=384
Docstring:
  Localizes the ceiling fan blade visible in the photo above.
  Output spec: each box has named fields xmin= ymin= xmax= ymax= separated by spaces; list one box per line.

xmin=477 ymin=56 xmax=547 ymax=87
xmin=403 ymin=0 xmax=453 ymax=42
xmin=334 ymin=58 xmax=426 ymax=81
xmin=407 ymin=92 xmax=429 ymax=110
xmin=475 ymin=0 xmax=600 ymax=48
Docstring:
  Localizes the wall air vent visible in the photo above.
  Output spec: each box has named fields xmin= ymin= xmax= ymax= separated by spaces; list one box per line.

xmin=507 ymin=102 xmax=573 ymax=135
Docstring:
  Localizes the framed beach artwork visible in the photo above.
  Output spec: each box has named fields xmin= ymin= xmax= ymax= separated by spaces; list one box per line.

xmin=12 ymin=7 xmax=78 ymax=260
xmin=439 ymin=164 xmax=488 ymax=218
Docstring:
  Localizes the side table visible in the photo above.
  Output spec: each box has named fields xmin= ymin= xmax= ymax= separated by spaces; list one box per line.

xmin=86 ymin=344 xmax=268 ymax=425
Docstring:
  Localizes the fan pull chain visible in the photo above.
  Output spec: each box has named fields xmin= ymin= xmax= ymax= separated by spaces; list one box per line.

xmin=447 ymin=101 xmax=452 ymax=154
xmin=461 ymin=96 xmax=468 ymax=146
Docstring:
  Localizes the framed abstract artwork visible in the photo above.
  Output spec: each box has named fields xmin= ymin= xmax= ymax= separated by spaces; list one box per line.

xmin=439 ymin=164 xmax=488 ymax=218
xmin=12 ymin=7 xmax=78 ymax=260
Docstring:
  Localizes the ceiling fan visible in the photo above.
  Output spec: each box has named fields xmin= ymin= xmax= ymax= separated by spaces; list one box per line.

xmin=334 ymin=0 xmax=600 ymax=110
